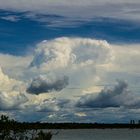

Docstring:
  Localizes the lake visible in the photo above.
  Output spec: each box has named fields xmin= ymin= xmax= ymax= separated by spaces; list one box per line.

xmin=52 ymin=129 xmax=140 ymax=140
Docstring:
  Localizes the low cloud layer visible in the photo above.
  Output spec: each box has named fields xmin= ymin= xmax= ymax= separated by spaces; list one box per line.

xmin=27 ymin=76 xmax=69 ymax=94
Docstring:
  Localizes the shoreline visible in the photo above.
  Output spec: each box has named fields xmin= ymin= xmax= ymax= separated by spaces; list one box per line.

xmin=1 ymin=122 xmax=140 ymax=129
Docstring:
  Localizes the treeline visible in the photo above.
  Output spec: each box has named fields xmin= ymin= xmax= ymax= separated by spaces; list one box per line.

xmin=4 ymin=122 xmax=140 ymax=129
xmin=1 ymin=119 xmax=140 ymax=130
xmin=1 ymin=114 xmax=140 ymax=140
xmin=0 ymin=115 xmax=53 ymax=140
xmin=1 ymin=115 xmax=140 ymax=130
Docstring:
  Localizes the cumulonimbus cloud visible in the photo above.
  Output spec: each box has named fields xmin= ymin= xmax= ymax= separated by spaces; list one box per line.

xmin=28 ymin=37 xmax=113 ymax=94
xmin=1 ymin=37 xmax=140 ymax=121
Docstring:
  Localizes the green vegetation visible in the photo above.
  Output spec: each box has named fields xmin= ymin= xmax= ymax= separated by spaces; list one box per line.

xmin=0 ymin=115 xmax=53 ymax=140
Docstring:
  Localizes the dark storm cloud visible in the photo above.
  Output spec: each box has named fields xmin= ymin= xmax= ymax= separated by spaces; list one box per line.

xmin=27 ymin=76 xmax=69 ymax=94
xmin=76 ymin=80 xmax=129 ymax=108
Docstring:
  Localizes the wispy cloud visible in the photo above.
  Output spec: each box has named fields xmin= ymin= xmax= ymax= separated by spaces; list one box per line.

xmin=1 ymin=0 xmax=140 ymax=22
xmin=1 ymin=15 xmax=20 ymax=22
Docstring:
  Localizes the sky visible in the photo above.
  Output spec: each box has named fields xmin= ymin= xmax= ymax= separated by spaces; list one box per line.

xmin=0 ymin=0 xmax=140 ymax=123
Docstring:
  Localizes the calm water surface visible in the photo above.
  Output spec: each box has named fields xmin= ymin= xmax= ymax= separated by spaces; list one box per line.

xmin=52 ymin=129 xmax=140 ymax=140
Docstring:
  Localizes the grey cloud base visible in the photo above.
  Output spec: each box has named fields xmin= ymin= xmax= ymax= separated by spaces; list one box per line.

xmin=27 ymin=76 xmax=69 ymax=94
xmin=76 ymin=81 xmax=140 ymax=109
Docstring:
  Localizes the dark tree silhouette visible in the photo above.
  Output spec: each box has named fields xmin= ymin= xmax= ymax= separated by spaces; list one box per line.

xmin=0 ymin=115 xmax=53 ymax=140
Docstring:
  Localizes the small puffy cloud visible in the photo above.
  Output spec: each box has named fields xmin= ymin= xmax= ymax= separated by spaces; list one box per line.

xmin=75 ymin=112 xmax=87 ymax=117
xmin=27 ymin=75 xmax=69 ymax=94
xmin=76 ymin=80 xmax=140 ymax=108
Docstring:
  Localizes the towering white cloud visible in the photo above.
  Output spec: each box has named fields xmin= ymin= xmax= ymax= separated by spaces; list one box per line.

xmin=30 ymin=38 xmax=75 ymax=70
xmin=30 ymin=37 xmax=113 ymax=71
xmin=29 ymin=37 xmax=113 ymax=95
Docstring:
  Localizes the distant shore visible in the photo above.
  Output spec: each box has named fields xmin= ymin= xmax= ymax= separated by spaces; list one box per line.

xmin=0 ymin=115 xmax=140 ymax=130
xmin=1 ymin=122 xmax=140 ymax=129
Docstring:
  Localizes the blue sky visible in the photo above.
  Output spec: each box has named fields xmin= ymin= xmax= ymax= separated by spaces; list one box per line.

xmin=0 ymin=1 xmax=140 ymax=123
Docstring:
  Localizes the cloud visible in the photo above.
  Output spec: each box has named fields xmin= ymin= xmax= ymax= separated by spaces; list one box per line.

xmin=29 ymin=37 xmax=113 ymax=95
xmin=27 ymin=75 xmax=69 ymax=94
xmin=0 ymin=37 xmax=114 ymax=114
xmin=1 ymin=15 xmax=20 ymax=22
xmin=1 ymin=0 xmax=140 ymax=25
xmin=0 ymin=67 xmax=25 ymax=92
xmin=0 ymin=91 xmax=28 ymax=110
xmin=36 ymin=98 xmax=70 ymax=112
xmin=0 ymin=53 xmax=32 ymax=79
xmin=0 ymin=67 xmax=28 ymax=111
xmin=1 ymin=37 xmax=140 ymax=122
xmin=30 ymin=38 xmax=75 ymax=70
xmin=30 ymin=37 xmax=113 ymax=70
xmin=76 ymin=80 xmax=140 ymax=108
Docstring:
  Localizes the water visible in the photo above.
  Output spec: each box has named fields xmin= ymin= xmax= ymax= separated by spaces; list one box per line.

xmin=52 ymin=129 xmax=140 ymax=140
